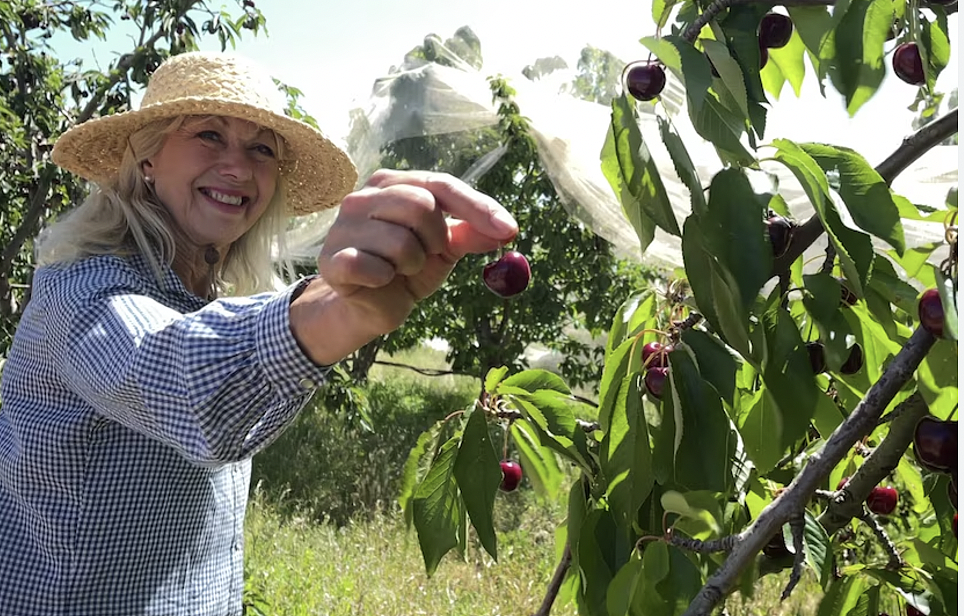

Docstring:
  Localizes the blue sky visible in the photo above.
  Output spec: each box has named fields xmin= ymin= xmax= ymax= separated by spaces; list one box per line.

xmin=53 ymin=0 xmax=959 ymax=153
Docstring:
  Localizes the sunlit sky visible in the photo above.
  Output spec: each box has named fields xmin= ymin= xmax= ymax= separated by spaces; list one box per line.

xmin=52 ymin=0 xmax=959 ymax=156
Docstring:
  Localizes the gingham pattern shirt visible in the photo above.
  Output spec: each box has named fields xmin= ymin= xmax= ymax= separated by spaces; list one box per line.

xmin=0 ymin=253 xmax=329 ymax=615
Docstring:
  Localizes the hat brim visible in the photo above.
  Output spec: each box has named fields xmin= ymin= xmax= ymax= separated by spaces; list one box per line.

xmin=51 ymin=98 xmax=358 ymax=216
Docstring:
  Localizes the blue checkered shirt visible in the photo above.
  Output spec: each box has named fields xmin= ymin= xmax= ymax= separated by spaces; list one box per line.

xmin=0 ymin=253 xmax=329 ymax=615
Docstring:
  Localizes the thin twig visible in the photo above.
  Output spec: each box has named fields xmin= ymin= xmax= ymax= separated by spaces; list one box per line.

xmin=682 ymin=327 xmax=936 ymax=616
xmin=858 ymin=511 xmax=904 ymax=570
xmin=781 ymin=513 xmax=807 ymax=600
xmin=668 ymin=533 xmax=739 ymax=553
xmin=531 ymin=543 xmax=572 ymax=616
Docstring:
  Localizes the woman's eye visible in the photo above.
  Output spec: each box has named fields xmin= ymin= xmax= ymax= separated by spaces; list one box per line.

xmin=197 ymin=130 xmax=221 ymax=142
xmin=253 ymin=144 xmax=275 ymax=158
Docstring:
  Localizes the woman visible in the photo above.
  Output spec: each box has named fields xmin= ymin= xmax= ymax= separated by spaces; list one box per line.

xmin=0 ymin=51 xmax=517 ymax=614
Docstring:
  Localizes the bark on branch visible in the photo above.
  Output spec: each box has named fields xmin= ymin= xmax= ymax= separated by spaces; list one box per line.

xmin=681 ymin=326 xmax=937 ymax=616
xmin=771 ymin=107 xmax=959 ymax=278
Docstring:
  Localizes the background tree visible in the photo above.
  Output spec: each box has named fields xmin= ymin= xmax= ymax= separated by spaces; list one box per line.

xmin=401 ymin=4 xmax=958 ymax=616
xmin=342 ymin=29 xmax=662 ymax=391
xmin=0 ymin=0 xmax=313 ymax=359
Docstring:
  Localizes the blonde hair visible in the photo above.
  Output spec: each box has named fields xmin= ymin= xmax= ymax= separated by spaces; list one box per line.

xmin=38 ymin=115 xmax=295 ymax=296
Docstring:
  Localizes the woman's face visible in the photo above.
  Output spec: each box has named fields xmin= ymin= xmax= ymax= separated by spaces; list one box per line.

xmin=143 ymin=116 xmax=281 ymax=253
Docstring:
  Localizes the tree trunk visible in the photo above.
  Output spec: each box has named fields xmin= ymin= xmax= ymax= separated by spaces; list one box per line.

xmin=349 ymin=338 xmax=382 ymax=383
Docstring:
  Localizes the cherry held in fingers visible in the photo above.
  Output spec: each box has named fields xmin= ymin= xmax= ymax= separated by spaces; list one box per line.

xmin=482 ymin=251 xmax=531 ymax=298
xmin=499 ymin=460 xmax=523 ymax=492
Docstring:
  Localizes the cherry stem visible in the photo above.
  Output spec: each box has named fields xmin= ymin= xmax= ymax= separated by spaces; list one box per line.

xmin=502 ymin=422 xmax=510 ymax=460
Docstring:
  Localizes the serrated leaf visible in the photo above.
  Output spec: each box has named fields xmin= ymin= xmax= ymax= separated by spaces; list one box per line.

xmin=760 ymin=304 xmax=820 ymax=452
xmin=845 ymin=584 xmax=880 ymax=616
xmin=833 ymin=0 xmax=892 ymax=115
xmin=668 ymin=349 xmax=737 ymax=492
xmin=802 ymin=510 xmax=833 ymax=582
xmin=681 ymin=216 xmax=752 ymax=357
xmin=598 ymin=338 xmax=639 ymax=434
xmin=499 ymin=369 xmax=571 ymax=395
xmin=399 ymin=421 xmax=444 ymax=526
xmin=690 ymin=91 xmax=757 ymax=166
xmin=920 ymin=11 xmax=951 ymax=91
xmin=769 ymin=29 xmax=807 ymax=97
xmin=703 ymin=38 xmax=750 ymax=120
xmin=916 ymin=340 xmax=958 ymax=418
xmin=770 ymin=139 xmax=875 ymax=295
xmin=602 ymin=122 xmax=656 ymax=255
xmin=936 ymin=270 xmax=957 ymax=341
xmin=800 ymin=143 xmax=905 ymax=255
xmin=639 ymin=35 xmax=712 ymax=116
xmin=680 ymin=328 xmax=739 ymax=404
xmin=703 ymin=168 xmax=772 ymax=309
xmin=601 ymin=375 xmax=654 ymax=526
xmin=606 ymin=291 xmax=655 ymax=358
xmin=657 ymin=116 xmax=707 ymax=217
xmin=511 ymin=419 xmax=563 ymax=499
xmin=607 ymin=555 xmax=643 ymax=616
xmin=817 ymin=575 xmax=867 ymax=616
xmin=484 ymin=366 xmax=509 ymax=393
xmin=453 ymin=409 xmax=502 ymax=561
xmin=608 ymin=94 xmax=680 ymax=238
xmin=412 ymin=436 xmax=462 ymax=576
xmin=739 ymin=388 xmax=785 ymax=474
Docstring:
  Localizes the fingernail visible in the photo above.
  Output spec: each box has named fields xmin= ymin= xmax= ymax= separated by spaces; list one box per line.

xmin=493 ymin=210 xmax=518 ymax=236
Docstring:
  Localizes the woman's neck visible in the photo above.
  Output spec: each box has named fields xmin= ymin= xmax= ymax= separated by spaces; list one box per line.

xmin=172 ymin=245 xmax=222 ymax=299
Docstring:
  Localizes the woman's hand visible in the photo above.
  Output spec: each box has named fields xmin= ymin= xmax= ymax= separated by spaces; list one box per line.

xmin=290 ymin=170 xmax=518 ymax=366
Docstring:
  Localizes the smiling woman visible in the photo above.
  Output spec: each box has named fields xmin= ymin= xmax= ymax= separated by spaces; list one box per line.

xmin=0 ymin=50 xmax=518 ymax=616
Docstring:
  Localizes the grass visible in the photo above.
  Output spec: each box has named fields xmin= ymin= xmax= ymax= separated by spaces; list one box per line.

xmin=244 ymin=345 xmax=827 ymax=615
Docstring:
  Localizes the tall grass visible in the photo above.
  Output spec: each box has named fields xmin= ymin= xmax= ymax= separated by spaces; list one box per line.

xmin=245 ymin=347 xmax=825 ymax=614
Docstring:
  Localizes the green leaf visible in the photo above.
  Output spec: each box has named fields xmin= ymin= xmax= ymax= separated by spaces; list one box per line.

xmin=511 ymin=419 xmax=564 ymax=499
xmin=681 ymin=216 xmax=752 ymax=357
xmin=760 ymin=303 xmax=820 ymax=452
xmin=800 ymin=143 xmax=905 ymax=255
xmin=651 ymin=0 xmax=679 ymax=28
xmin=703 ymin=38 xmax=750 ymax=120
xmin=484 ymin=366 xmax=509 ymax=393
xmin=605 ymin=95 xmax=680 ymax=251
xmin=654 ymin=546 xmax=704 ymax=614
xmin=631 ymin=541 xmax=671 ymax=614
xmin=602 ymin=120 xmax=655 ymax=255
xmin=399 ymin=421 xmax=444 ymax=526
xmin=812 ymin=390 xmax=845 ymax=438
xmin=788 ymin=5 xmax=838 ymax=95
xmin=818 ymin=575 xmax=867 ymax=616
xmin=738 ymin=388 xmax=785 ymax=474
xmin=768 ymin=29 xmax=807 ymax=97
xmin=453 ymin=409 xmax=502 ymax=561
xmin=601 ymin=375 xmax=655 ymax=526
xmin=657 ymin=116 xmax=708 ymax=217
xmin=769 ymin=139 xmax=875 ymax=295
xmin=802 ymin=510 xmax=833 ymax=583
xmin=689 ymin=92 xmax=757 ymax=166
xmin=846 ymin=584 xmax=881 ymax=616
xmin=920 ymin=11 xmax=951 ymax=91
xmin=598 ymin=338 xmax=639 ymax=434
xmin=680 ymin=328 xmax=739 ymax=404
xmin=639 ymin=35 xmax=712 ymax=118
xmin=916 ymin=340 xmax=958 ymax=418
xmin=499 ymin=369 xmax=570 ymax=395
xmin=412 ymin=436 xmax=462 ymax=576
xmin=803 ymin=272 xmax=855 ymax=370
xmin=833 ymin=0 xmax=892 ymax=115
xmin=718 ymin=4 xmax=770 ymax=110
xmin=607 ymin=555 xmax=643 ymax=616
xmin=702 ymin=168 xmax=772 ymax=309
xmin=606 ymin=291 xmax=658 ymax=359
xmin=668 ymin=349 xmax=738 ymax=492
xmin=936 ymin=270 xmax=958 ymax=341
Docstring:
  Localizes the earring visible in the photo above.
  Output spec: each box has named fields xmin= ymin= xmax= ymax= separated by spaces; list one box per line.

xmin=144 ymin=175 xmax=154 ymax=185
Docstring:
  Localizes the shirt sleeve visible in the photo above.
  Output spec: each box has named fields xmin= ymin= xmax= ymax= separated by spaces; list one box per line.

xmin=38 ymin=260 xmax=330 ymax=466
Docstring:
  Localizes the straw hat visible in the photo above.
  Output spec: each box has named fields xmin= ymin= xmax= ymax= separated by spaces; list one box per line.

xmin=52 ymin=51 xmax=358 ymax=215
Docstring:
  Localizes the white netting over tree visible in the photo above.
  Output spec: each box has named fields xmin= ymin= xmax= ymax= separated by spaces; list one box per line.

xmin=288 ymin=32 xmax=958 ymax=272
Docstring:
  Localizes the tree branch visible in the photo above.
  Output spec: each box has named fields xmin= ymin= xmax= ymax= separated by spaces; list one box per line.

xmin=682 ymin=326 xmax=937 ymax=616
xmin=682 ymin=0 xmax=838 ymax=42
xmin=770 ymin=107 xmax=959 ymax=278
xmin=818 ymin=392 xmax=929 ymax=535
xmin=0 ymin=165 xmax=57 ymax=274
xmin=531 ymin=542 xmax=572 ymax=616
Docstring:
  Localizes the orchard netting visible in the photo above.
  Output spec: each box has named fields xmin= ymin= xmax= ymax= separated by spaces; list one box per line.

xmin=286 ymin=40 xmax=958 ymax=275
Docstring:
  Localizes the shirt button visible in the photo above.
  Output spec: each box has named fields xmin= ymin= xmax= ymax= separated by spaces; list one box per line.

xmin=299 ymin=377 xmax=316 ymax=390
